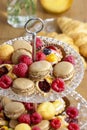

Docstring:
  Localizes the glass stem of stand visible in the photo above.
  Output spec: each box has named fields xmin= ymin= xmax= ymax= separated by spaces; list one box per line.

xmin=32 ymin=32 xmax=36 ymax=62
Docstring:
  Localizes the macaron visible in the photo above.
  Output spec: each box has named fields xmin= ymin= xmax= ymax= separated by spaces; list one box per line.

xmin=4 ymin=101 xmax=25 ymax=119
xmin=0 ymin=44 xmax=14 ymax=61
xmin=29 ymin=60 xmax=52 ymax=81
xmin=12 ymin=49 xmax=32 ymax=64
xmin=1 ymin=96 xmax=12 ymax=107
xmin=9 ymin=119 xmax=19 ymax=128
xmin=12 ymin=40 xmax=32 ymax=53
xmin=12 ymin=78 xmax=35 ymax=96
xmin=32 ymin=120 xmax=50 ymax=130
xmin=14 ymin=123 xmax=31 ymax=130
xmin=53 ymin=61 xmax=74 ymax=81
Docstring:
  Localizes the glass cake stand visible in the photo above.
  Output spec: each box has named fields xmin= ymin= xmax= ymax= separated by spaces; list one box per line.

xmin=0 ymin=36 xmax=84 ymax=103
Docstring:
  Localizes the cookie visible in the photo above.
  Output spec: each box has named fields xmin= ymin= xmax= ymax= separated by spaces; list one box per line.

xmin=53 ymin=61 xmax=74 ymax=81
xmin=12 ymin=78 xmax=35 ymax=96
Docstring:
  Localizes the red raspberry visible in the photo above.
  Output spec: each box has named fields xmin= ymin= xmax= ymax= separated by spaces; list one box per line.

xmin=36 ymin=52 xmax=46 ymax=61
xmin=12 ymin=63 xmax=28 ymax=77
xmin=30 ymin=112 xmax=42 ymax=124
xmin=50 ymin=118 xmax=61 ymax=129
xmin=46 ymin=45 xmax=57 ymax=51
xmin=3 ymin=60 xmax=12 ymax=64
xmin=51 ymin=78 xmax=65 ymax=92
xmin=64 ymin=55 xmax=75 ymax=65
xmin=18 ymin=114 xmax=31 ymax=124
xmin=32 ymin=126 xmax=41 ymax=130
xmin=24 ymin=103 xmax=35 ymax=113
xmin=68 ymin=123 xmax=80 ymax=130
xmin=19 ymin=55 xmax=32 ymax=66
xmin=0 ymin=59 xmax=3 ymax=65
xmin=66 ymin=106 xmax=79 ymax=119
xmin=36 ymin=37 xmax=43 ymax=48
xmin=0 ymin=75 xmax=12 ymax=89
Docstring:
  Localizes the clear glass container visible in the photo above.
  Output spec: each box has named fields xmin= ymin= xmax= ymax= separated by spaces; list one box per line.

xmin=7 ymin=0 xmax=37 ymax=28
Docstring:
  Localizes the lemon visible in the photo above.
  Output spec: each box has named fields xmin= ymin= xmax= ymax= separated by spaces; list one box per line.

xmin=40 ymin=0 xmax=73 ymax=13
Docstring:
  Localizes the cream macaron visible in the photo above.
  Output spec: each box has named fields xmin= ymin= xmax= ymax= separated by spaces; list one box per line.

xmin=12 ymin=40 xmax=32 ymax=53
xmin=53 ymin=61 xmax=74 ymax=81
xmin=12 ymin=49 xmax=32 ymax=64
xmin=28 ymin=60 xmax=52 ymax=81
xmin=4 ymin=101 xmax=25 ymax=119
xmin=14 ymin=123 xmax=31 ymax=130
xmin=32 ymin=120 xmax=50 ymax=130
xmin=12 ymin=78 xmax=35 ymax=96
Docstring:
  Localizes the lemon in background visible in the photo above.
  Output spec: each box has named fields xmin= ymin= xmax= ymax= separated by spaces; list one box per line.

xmin=40 ymin=0 xmax=73 ymax=13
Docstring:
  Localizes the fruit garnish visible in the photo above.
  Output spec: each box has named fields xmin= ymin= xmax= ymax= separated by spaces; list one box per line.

xmin=24 ymin=103 xmax=35 ymax=113
xmin=64 ymin=55 xmax=76 ymax=65
xmin=18 ymin=114 xmax=31 ymax=124
xmin=46 ymin=53 xmax=58 ymax=63
xmin=50 ymin=118 xmax=61 ymax=129
xmin=66 ymin=106 xmax=79 ymax=119
xmin=30 ymin=112 xmax=42 ymax=124
xmin=12 ymin=63 xmax=28 ymax=77
xmin=51 ymin=78 xmax=65 ymax=92
xmin=19 ymin=55 xmax=33 ymax=66
xmin=38 ymin=80 xmax=51 ymax=93
xmin=36 ymin=52 xmax=46 ymax=61
xmin=68 ymin=123 xmax=80 ymax=130
xmin=0 ymin=67 xmax=8 ymax=77
xmin=32 ymin=126 xmax=41 ymax=130
xmin=0 ymin=75 xmax=12 ymax=89
xmin=46 ymin=45 xmax=57 ymax=51
xmin=43 ymin=48 xmax=51 ymax=55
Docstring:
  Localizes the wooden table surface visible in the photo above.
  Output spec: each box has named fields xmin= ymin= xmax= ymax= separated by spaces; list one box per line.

xmin=0 ymin=0 xmax=87 ymax=100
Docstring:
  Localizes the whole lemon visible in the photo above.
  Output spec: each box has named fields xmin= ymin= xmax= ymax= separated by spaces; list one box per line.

xmin=40 ymin=0 xmax=73 ymax=13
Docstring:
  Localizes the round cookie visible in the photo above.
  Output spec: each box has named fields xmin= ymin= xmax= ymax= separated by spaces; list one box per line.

xmin=14 ymin=123 xmax=31 ymax=130
xmin=9 ymin=119 xmax=19 ymax=129
xmin=12 ymin=78 xmax=35 ymax=96
xmin=0 ymin=44 xmax=14 ymax=61
xmin=1 ymin=96 xmax=12 ymax=107
xmin=12 ymin=49 xmax=32 ymax=64
xmin=53 ymin=61 xmax=74 ymax=81
xmin=4 ymin=102 xmax=25 ymax=119
xmin=29 ymin=60 xmax=52 ymax=81
xmin=32 ymin=120 xmax=50 ymax=130
xmin=12 ymin=40 xmax=32 ymax=53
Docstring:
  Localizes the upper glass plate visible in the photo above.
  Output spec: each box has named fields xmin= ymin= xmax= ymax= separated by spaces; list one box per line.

xmin=0 ymin=36 xmax=84 ymax=103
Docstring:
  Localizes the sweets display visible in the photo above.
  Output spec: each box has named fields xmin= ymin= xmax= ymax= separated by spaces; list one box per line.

xmin=0 ymin=36 xmax=84 ymax=102
xmin=0 ymin=17 xmax=86 ymax=130
xmin=0 ymin=95 xmax=81 ymax=130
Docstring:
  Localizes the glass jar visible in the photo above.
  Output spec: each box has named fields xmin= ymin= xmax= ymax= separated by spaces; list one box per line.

xmin=7 ymin=0 xmax=37 ymax=28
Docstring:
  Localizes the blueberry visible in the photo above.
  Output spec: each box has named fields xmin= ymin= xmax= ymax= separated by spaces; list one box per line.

xmin=43 ymin=48 xmax=51 ymax=55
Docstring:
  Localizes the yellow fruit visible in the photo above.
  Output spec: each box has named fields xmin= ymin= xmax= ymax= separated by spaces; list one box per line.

xmin=37 ymin=102 xmax=56 ymax=120
xmin=46 ymin=53 xmax=58 ymax=62
xmin=40 ymin=0 xmax=73 ymax=13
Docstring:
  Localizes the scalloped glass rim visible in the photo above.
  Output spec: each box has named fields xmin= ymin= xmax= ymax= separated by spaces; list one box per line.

xmin=0 ymin=36 xmax=84 ymax=103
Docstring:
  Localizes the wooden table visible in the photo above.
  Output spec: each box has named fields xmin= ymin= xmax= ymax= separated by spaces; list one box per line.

xmin=0 ymin=0 xmax=87 ymax=100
